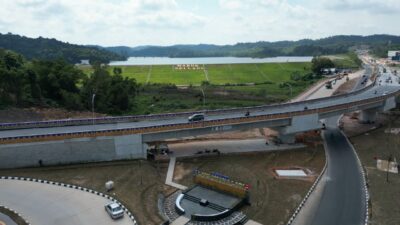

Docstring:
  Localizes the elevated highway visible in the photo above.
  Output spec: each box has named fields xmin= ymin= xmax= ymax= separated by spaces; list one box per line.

xmin=0 ymin=65 xmax=399 ymax=168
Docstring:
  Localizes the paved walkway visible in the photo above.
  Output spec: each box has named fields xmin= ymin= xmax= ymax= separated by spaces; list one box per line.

xmin=0 ymin=179 xmax=134 ymax=225
xmin=244 ymin=220 xmax=263 ymax=225
xmin=166 ymin=156 xmax=188 ymax=190
xmin=170 ymin=216 xmax=190 ymax=225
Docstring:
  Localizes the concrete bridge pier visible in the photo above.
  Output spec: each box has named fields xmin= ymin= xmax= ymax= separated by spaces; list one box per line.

xmin=276 ymin=113 xmax=322 ymax=144
xmin=277 ymin=133 xmax=297 ymax=144
xmin=358 ymin=108 xmax=378 ymax=124
xmin=359 ymin=96 xmax=397 ymax=124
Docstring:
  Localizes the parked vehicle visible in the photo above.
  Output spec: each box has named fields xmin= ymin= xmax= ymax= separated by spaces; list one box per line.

xmin=105 ymin=202 xmax=124 ymax=219
xmin=188 ymin=114 xmax=205 ymax=122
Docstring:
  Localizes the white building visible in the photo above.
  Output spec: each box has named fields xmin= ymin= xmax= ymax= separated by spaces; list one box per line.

xmin=388 ymin=51 xmax=400 ymax=58
xmin=80 ymin=59 xmax=90 ymax=65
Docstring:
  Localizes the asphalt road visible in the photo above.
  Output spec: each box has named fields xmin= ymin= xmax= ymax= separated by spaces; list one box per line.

xmin=0 ymin=179 xmax=134 ymax=225
xmin=0 ymin=213 xmax=17 ymax=225
xmin=292 ymin=65 xmax=369 ymax=225
xmin=308 ymin=128 xmax=365 ymax=225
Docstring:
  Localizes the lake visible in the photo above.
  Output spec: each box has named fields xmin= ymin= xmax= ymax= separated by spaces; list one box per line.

xmin=109 ymin=56 xmax=312 ymax=66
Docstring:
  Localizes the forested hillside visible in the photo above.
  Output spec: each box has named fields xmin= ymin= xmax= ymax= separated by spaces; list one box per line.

xmin=0 ymin=33 xmax=126 ymax=64
xmin=105 ymin=34 xmax=400 ymax=58
xmin=0 ymin=49 xmax=137 ymax=114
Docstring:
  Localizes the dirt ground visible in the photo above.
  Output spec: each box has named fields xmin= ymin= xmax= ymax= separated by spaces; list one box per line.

xmin=0 ymin=107 xmax=106 ymax=123
xmin=0 ymin=146 xmax=325 ymax=225
xmin=174 ymin=146 xmax=325 ymax=225
xmin=0 ymin=160 xmax=173 ymax=225
xmin=333 ymin=78 xmax=358 ymax=95
xmin=346 ymin=112 xmax=400 ymax=225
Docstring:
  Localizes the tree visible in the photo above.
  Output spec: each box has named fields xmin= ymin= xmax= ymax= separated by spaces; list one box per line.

xmin=31 ymin=58 xmax=85 ymax=106
xmin=81 ymin=65 xmax=137 ymax=113
xmin=113 ymin=67 xmax=122 ymax=76
xmin=311 ymin=57 xmax=334 ymax=75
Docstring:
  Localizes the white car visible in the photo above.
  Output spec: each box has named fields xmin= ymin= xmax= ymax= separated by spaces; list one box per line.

xmin=105 ymin=202 xmax=124 ymax=219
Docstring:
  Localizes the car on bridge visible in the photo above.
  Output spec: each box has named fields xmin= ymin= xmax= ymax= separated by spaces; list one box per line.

xmin=188 ymin=113 xmax=205 ymax=122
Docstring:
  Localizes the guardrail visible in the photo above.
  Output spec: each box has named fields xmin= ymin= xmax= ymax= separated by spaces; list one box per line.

xmin=0 ymin=66 xmax=378 ymax=131
xmin=1 ymin=88 xmax=398 ymax=145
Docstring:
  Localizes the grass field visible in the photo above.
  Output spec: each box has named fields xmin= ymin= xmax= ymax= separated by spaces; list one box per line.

xmin=79 ymin=62 xmax=311 ymax=86
xmin=350 ymin=114 xmax=400 ymax=225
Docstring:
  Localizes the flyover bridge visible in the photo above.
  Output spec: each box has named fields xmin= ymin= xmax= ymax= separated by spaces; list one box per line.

xmin=0 ymin=66 xmax=399 ymax=168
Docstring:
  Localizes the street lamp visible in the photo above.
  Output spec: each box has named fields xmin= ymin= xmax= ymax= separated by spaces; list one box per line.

xmin=284 ymin=83 xmax=293 ymax=99
xmin=200 ymin=88 xmax=206 ymax=110
xmin=92 ymin=93 xmax=96 ymax=126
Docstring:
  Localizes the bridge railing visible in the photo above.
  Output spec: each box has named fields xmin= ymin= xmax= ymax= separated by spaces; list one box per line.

xmin=0 ymin=68 xmax=378 ymax=131
xmin=0 ymin=87 xmax=397 ymax=145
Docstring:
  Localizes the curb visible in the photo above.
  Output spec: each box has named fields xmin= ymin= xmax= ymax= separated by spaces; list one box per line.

xmin=0 ymin=176 xmax=138 ymax=225
xmin=340 ymin=131 xmax=369 ymax=225
xmin=0 ymin=205 xmax=31 ymax=225
xmin=286 ymin=141 xmax=328 ymax=225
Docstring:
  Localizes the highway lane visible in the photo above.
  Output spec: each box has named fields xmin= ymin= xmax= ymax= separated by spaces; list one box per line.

xmin=305 ymin=128 xmax=365 ymax=225
xmin=0 ymin=83 xmax=399 ymax=139
xmin=291 ymin=62 xmax=374 ymax=225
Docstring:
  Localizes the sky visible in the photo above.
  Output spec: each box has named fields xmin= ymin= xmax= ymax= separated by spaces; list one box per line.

xmin=0 ymin=0 xmax=399 ymax=47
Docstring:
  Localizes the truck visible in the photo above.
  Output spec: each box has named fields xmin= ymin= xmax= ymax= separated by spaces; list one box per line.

xmin=325 ymin=81 xmax=332 ymax=89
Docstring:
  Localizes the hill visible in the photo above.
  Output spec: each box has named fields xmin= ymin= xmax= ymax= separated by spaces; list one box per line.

xmin=0 ymin=33 xmax=126 ymax=64
xmin=104 ymin=34 xmax=400 ymax=58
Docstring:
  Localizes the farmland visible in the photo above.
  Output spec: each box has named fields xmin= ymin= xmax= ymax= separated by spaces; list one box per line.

xmin=79 ymin=62 xmax=311 ymax=86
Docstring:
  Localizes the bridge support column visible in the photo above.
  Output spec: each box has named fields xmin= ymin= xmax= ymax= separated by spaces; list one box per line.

xmin=276 ymin=113 xmax=322 ymax=144
xmin=278 ymin=133 xmax=296 ymax=144
xmin=358 ymin=109 xmax=377 ymax=124
xmin=383 ymin=96 xmax=397 ymax=112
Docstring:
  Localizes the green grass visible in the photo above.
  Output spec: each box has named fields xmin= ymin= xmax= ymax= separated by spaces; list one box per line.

xmin=77 ymin=62 xmax=316 ymax=115
xmin=78 ymin=62 xmax=311 ymax=86
xmin=148 ymin=65 xmax=205 ymax=85
xmin=327 ymin=53 xmax=362 ymax=69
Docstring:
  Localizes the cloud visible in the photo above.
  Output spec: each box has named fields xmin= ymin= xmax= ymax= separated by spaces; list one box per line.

xmin=0 ymin=0 xmax=399 ymax=46
xmin=324 ymin=0 xmax=400 ymax=14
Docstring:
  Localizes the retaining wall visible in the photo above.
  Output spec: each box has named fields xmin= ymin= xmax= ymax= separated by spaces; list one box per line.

xmin=0 ymin=134 xmax=146 ymax=169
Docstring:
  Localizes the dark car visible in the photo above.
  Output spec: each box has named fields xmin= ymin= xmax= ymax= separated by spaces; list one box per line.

xmin=188 ymin=114 xmax=205 ymax=122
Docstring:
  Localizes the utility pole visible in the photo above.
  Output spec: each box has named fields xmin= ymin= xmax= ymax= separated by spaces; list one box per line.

xmin=285 ymin=83 xmax=293 ymax=98
xmin=92 ymin=93 xmax=96 ymax=126
xmin=200 ymin=88 xmax=206 ymax=110
xmin=386 ymin=154 xmax=392 ymax=183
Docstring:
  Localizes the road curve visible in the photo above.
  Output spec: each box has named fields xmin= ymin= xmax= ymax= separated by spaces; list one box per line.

xmin=314 ymin=129 xmax=366 ymax=225
xmin=0 ymin=179 xmax=135 ymax=225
